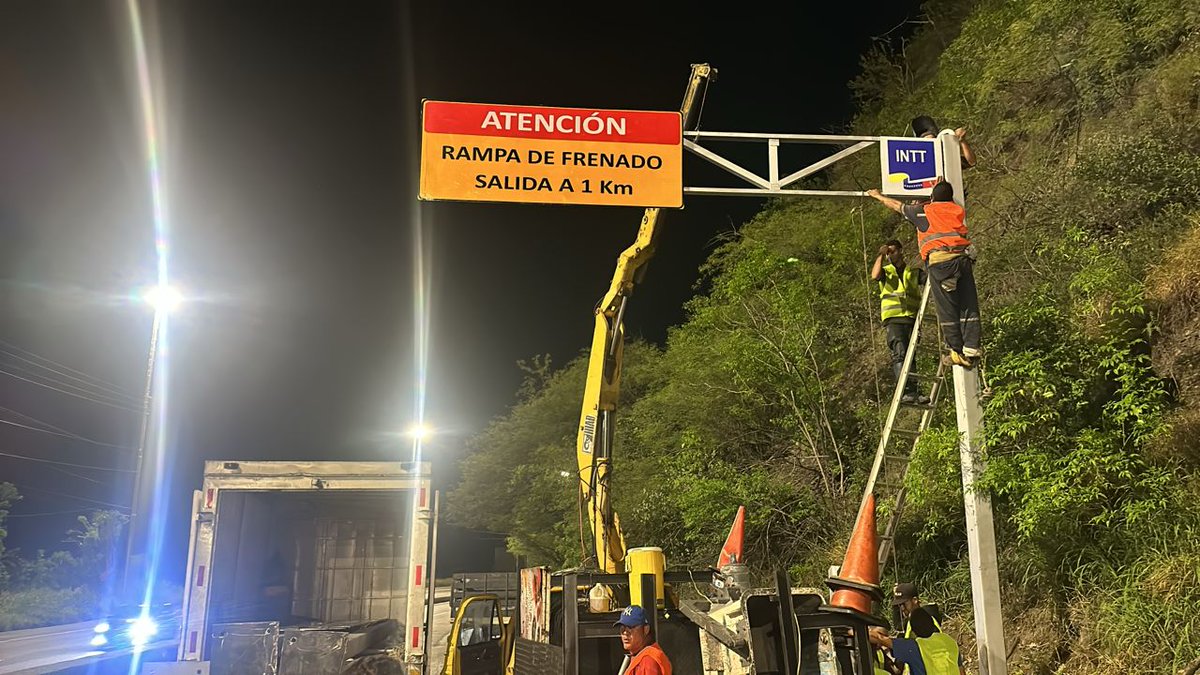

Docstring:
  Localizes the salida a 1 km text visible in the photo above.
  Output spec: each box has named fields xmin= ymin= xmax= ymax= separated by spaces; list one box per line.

xmin=442 ymin=144 xmax=663 ymax=193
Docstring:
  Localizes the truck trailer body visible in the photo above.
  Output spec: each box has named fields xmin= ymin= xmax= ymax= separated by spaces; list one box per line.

xmin=174 ymin=460 xmax=433 ymax=672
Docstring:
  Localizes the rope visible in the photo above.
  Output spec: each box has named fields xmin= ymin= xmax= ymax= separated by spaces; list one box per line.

xmin=857 ymin=206 xmax=885 ymax=432
xmin=692 ymin=72 xmax=711 ymax=132
xmin=891 ymin=535 xmax=900 ymax=583
xmin=577 ymin=469 xmax=590 ymax=564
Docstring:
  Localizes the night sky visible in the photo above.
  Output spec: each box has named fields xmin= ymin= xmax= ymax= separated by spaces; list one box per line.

xmin=1 ymin=0 xmax=924 ymax=574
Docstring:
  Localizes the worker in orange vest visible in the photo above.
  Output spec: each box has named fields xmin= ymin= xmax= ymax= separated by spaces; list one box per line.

xmin=866 ymin=181 xmax=980 ymax=368
xmin=615 ymin=605 xmax=672 ymax=675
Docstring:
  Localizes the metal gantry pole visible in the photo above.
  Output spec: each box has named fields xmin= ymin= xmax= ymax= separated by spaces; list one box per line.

xmin=941 ymin=130 xmax=1007 ymax=675
xmin=423 ymin=490 xmax=441 ymax=675
xmin=122 ymin=312 xmax=162 ymax=597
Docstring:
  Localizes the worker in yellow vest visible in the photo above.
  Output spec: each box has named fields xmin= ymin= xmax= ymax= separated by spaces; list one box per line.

xmin=868 ymin=609 xmax=965 ymax=675
xmin=871 ymin=239 xmax=929 ymax=405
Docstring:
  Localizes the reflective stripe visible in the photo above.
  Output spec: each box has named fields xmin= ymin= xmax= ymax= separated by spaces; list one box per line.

xmin=918 ymin=231 xmax=967 ymax=246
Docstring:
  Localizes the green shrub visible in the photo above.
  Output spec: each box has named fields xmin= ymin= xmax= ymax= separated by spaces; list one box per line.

xmin=0 ymin=586 xmax=99 ymax=631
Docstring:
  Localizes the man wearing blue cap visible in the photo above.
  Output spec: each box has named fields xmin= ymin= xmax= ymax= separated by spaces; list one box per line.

xmin=614 ymin=605 xmax=672 ymax=675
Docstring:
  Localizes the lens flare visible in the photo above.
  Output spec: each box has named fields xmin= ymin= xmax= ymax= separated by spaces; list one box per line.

xmin=122 ymin=0 xmax=174 ymax=670
xmin=129 ymin=615 xmax=159 ymax=647
xmin=141 ymin=285 xmax=183 ymax=313
xmin=398 ymin=2 xmax=431 ymax=469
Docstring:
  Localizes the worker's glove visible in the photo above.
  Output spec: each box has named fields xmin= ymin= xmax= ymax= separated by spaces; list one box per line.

xmin=966 ymin=244 xmax=978 ymax=261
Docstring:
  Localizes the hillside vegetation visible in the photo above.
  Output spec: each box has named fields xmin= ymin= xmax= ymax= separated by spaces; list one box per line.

xmin=450 ymin=0 xmax=1200 ymax=671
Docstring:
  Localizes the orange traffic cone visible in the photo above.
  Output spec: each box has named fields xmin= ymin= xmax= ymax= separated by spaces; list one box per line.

xmin=826 ymin=494 xmax=883 ymax=615
xmin=716 ymin=506 xmax=746 ymax=568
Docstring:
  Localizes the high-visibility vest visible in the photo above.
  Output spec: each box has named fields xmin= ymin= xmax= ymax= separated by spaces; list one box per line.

xmin=879 ymin=264 xmax=921 ymax=322
xmin=628 ymin=642 xmax=672 ymax=675
xmin=904 ymin=616 xmax=960 ymax=675
xmin=917 ymin=202 xmax=971 ymax=261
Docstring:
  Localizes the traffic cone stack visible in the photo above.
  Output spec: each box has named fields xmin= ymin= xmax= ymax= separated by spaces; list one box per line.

xmin=826 ymin=494 xmax=884 ymax=614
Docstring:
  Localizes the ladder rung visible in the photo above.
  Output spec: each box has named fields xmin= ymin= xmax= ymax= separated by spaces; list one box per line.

xmin=900 ymin=401 xmax=936 ymax=410
xmin=891 ymin=427 xmax=921 ymax=436
xmin=884 ymin=454 xmax=911 ymax=463
xmin=876 ymin=482 xmax=903 ymax=491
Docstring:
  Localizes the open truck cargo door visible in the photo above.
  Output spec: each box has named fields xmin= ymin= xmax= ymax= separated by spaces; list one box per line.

xmin=444 ymin=594 xmax=510 ymax=675
xmin=174 ymin=461 xmax=433 ymax=673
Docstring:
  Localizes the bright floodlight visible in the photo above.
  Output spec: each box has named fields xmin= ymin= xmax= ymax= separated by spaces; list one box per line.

xmin=129 ymin=615 xmax=158 ymax=647
xmin=406 ymin=423 xmax=434 ymax=441
xmin=141 ymin=285 xmax=183 ymax=313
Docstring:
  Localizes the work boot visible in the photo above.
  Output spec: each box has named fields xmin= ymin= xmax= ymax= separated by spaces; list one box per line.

xmin=916 ymin=393 xmax=931 ymax=405
xmin=944 ymin=350 xmax=975 ymax=368
xmin=962 ymin=346 xmax=983 ymax=359
xmin=900 ymin=392 xmax=918 ymax=404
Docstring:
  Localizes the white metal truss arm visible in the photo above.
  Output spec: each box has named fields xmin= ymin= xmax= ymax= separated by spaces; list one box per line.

xmin=683 ymin=139 xmax=770 ymax=189
xmin=681 ymin=131 xmax=880 ymax=198
xmin=779 ymin=141 xmax=874 ymax=187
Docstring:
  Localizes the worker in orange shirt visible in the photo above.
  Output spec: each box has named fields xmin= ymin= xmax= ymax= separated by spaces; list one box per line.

xmin=615 ymin=605 xmax=672 ymax=675
xmin=866 ymin=181 xmax=980 ymax=367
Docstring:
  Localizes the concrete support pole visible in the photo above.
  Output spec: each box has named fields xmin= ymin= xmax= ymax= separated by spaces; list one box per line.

xmin=952 ymin=366 xmax=1007 ymax=675
xmin=941 ymin=129 xmax=1007 ymax=675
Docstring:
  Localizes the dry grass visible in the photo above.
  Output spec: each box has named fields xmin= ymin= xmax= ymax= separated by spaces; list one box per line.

xmin=1147 ymin=406 xmax=1200 ymax=469
xmin=1147 ymin=219 xmax=1200 ymax=402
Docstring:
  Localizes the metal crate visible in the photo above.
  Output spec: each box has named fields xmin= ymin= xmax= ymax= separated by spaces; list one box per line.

xmin=209 ymin=621 xmax=280 ymax=675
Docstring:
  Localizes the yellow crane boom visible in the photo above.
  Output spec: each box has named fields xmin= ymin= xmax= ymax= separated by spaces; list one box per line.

xmin=575 ymin=63 xmax=715 ymax=573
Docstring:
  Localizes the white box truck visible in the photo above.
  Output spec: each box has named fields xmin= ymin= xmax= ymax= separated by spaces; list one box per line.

xmin=171 ymin=460 xmax=433 ymax=673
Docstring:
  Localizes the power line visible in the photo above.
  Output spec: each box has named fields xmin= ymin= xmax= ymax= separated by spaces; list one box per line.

xmin=0 ymin=369 xmax=143 ymax=413
xmin=0 ymin=339 xmax=134 ymax=396
xmin=6 ymin=509 xmax=96 ymax=519
xmin=0 ymin=361 xmax=142 ymax=407
xmin=0 ymin=348 xmax=138 ymax=400
xmin=8 ymin=483 xmax=130 ymax=510
xmin=0 ymin=414 xmax=134 ymax=452
xmin=46 ymin=465 xmax=105 ymax=485
xmin=0 ymin=450 xmax=135 ymax=473
xmin=0 ymin=409 xmax=124 ymax=483
xmin=0 ymin=426 xmax=108 ymax=484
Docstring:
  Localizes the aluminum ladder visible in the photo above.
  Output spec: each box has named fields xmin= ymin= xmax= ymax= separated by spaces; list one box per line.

xmin=857 ymin=281 xmax=948 ymax=567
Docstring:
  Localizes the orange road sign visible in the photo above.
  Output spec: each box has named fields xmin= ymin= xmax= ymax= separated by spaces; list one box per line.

xmin=419 ymin=101 xmax=682 ymax=208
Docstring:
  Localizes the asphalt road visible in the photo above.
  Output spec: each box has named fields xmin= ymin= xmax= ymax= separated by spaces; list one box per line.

xmin=0 ymin=590 xmax=451 ymax=674
xmin=0 ymin=621 xmax=103 ymax=674
xmin=0 ymin=620 xmax=175 ymax=675
xmin=425 ymin=592 xmax=453 ymax=675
